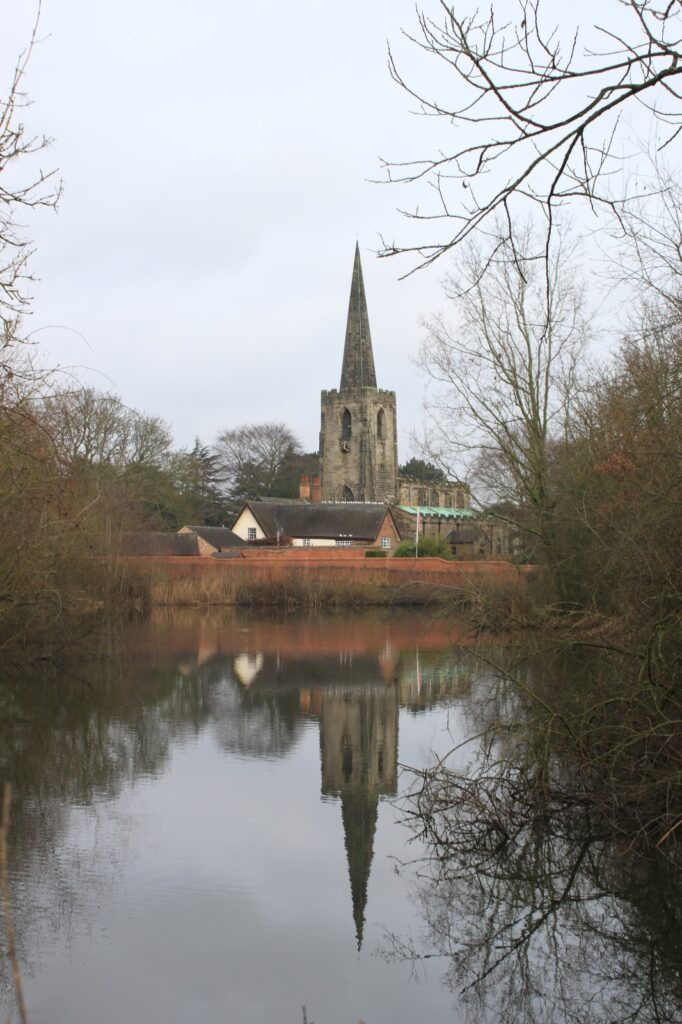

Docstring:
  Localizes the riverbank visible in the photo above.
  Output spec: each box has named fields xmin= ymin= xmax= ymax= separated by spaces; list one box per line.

xmin=123 ymin=554 xmax=533 ymax=608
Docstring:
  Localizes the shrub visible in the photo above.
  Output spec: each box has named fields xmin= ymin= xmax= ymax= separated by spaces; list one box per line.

xmin=365 ymin=549 xmax=388 ymax=558
xmin=394 ymin=536 xmax=452 ymax=559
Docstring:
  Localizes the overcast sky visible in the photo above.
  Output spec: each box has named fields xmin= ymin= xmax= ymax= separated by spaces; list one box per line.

xmin=2 ymin=1 xmax=459 ymax=457
xmin=2 ymin=0 xmax=637 ymax=459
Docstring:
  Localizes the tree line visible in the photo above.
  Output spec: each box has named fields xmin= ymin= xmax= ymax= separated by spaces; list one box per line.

xmin=381 ymin=0 xmax=682 ymax=647
xmin=379 ymin=6 xmax=682 ymax=1004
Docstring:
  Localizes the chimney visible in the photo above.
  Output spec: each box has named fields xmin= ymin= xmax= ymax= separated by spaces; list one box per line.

xmin=299 ymin=474 xmax=311 ymax=501
xmin=311 ymin=476 xmax=321 ymax=503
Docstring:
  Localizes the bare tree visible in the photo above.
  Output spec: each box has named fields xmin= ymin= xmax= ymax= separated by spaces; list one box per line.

xmin=1 ymin=5 xmax=60 ymax=348
xmin=418 ymin=222 xmax=588 ymax=561
xmin=606 ymin=154 xmax=682 ymax=312
xmin=39 ymin=387 xmax=172 ymax=469
xmin=380 ymin=0 xmax=682 ymax=271
xmin=214 ymin=422 xmax=302 ymax=500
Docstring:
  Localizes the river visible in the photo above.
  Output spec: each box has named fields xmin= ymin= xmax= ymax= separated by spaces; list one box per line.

xmin=0 ymin=609 xmax=679 ymax=1024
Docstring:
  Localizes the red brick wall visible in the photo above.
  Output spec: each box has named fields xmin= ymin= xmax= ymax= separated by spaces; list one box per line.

xmin=125 ymin=552 xmax=532 ymax=584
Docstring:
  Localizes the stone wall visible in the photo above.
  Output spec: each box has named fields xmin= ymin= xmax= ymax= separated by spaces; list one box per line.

xmin=397 ymin=478 xmax=471 ymax=508
xmin=320 ymin=387 xmax=398 ymax=502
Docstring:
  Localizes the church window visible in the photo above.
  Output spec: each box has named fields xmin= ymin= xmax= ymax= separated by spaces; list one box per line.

xmin=341 ymin=408 xmax=352 ymax=440
xmin=377 ymin=408 xmax=386 ymax=440
xmin=342 ymin=485 xmax=354 ymax=501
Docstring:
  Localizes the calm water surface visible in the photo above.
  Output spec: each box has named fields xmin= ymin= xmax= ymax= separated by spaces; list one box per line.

xmin=5 ymin=611 xmax=679 ymax=1024
xmin=0 ymin=609 xmax=486 ymax=1024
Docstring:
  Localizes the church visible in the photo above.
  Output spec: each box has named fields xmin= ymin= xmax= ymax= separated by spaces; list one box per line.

xmin=230 ymin=244 xmax=518 ymax=557
xmin=318 ymin=243 xmax=399 ymax=503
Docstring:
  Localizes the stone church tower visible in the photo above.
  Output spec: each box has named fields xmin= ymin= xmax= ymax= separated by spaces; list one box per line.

xmin=320 ymin=245 xmax=399 ymax=502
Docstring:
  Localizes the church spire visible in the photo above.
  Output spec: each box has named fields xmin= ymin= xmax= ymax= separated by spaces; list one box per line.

xmin=340 ymin=243 xmax=377 ymax=391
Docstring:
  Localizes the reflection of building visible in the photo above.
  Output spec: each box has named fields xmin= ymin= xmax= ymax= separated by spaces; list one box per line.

xmin=232 ymin=652 xmax=264 ymax=687
xmin=319 ymin=685 xmax=399 ymax=948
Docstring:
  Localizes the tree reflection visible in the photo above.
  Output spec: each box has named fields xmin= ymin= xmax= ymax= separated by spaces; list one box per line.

xmin=385 ymin=649 xmax=682 ymax=1024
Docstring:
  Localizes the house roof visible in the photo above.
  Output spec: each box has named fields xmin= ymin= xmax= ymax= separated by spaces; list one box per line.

xmin=122 ymin=532 xmax=199 ymax=556
xmin=398 ymin=505 xmax=477 ymax=519
xmin=253 ymin=496 xmax=309 ymax=505
xmin=243 ymin=501 xmax=394 ymax=540
xmin=182 ymin=525 xmax=246 ymax=548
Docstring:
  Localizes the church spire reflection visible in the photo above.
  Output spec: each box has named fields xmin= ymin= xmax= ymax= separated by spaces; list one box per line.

xmin=319 ymin=685 xmax=399 ymax=949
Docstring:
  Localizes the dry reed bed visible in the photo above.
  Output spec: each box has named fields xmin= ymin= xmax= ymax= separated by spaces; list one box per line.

xmin=124 ymin=557 xmax=530 ymax=609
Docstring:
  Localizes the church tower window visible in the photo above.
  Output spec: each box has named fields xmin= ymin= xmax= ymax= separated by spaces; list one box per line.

xmin=377 ymin=408 xmax=385 ymax=440
xmin=341 ymin=408 xmax=352 ymax=440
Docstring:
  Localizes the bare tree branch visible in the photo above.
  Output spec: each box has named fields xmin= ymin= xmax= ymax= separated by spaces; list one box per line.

xmin=380 ymin=0 xmax=682 ymax=272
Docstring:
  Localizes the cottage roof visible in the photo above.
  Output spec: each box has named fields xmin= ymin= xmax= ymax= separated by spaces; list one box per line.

xmin=340 ymin=243 xmax=377 ymax=391
xmin=244 ymin=501 xmax=393 ymax=540
xmin=182 ymin=525 xmax=246 ymax=548
xmin=122 ymin=532 xmax=199 ymax=556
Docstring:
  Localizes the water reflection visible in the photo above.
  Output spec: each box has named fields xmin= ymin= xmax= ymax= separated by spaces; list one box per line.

xmin=388 ymin=649 xmax=682 ymax=1024
xmin=319 ymin=685 xmax=398 ymax=948
xmin=0 ymin=608 xmax=476 ymax=1024
xmin=4 ymin=611 xmax=676 ymax=1024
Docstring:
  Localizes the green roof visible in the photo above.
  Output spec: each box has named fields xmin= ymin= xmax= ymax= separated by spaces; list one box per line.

xmin=398 ymin=505 xmax=477 ymax=519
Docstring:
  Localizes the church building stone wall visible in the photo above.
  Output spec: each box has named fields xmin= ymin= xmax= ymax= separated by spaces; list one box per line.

xmin=320 ymin=387 xmax=398 ymax=503
xmin=320 ymin=244 xmax=398 ymax=503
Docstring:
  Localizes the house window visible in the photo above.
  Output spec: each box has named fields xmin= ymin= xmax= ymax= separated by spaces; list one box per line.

xmin=336 ymin=539 xmax=352 ymax=548
xmin=430 ymin=489 xmax=440 ymax=506
xmin=380 ymin=536 xmax=391 ymax=549
xmin=456 ymin=491 xmax=465 ymax=508
xmin=302 ymin=538 xmax=312 ymax=548
xmin=247 ymin=528 xmax=257 ymax=541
